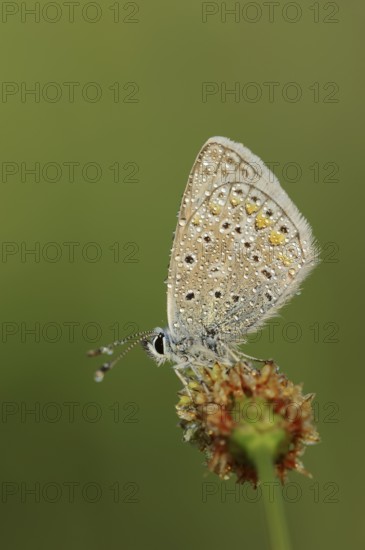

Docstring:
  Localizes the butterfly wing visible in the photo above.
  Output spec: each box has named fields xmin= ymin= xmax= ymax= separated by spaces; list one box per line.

xmin=167 ymin=137 xmax=318 ymax=343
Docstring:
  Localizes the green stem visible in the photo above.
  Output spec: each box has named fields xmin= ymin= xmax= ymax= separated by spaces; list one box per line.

xmin=229 ymin=399 xmax=292 ymax=550
xmin=255 ymin=450 xmax=291 ymax=550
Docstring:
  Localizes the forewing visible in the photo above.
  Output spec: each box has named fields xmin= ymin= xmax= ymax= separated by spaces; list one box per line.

xmin=167 ymin=137 xmax=318 ymax=342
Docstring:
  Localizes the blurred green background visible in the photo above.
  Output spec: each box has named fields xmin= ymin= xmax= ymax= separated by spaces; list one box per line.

xmin=0 ymin=1 xmax=362 ymax=548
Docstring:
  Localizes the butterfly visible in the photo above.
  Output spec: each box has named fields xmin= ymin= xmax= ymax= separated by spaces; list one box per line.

xmin=88 ymin=137 xmax=318 ymax=382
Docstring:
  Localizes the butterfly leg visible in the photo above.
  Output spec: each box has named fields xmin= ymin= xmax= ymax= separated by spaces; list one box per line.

xmin=221 ymin=343 xmax=270 ymax=367
xmin=173 ymin=363 xmax=194 ymax=398
xmin=221 ymin=347 xmax=272 ymax=383
xmin=173 ymin=363 xmax=209 ymax=397
xmin=237 ymin=349 xmax=272 ymax=365
xmin=222 ymin=345 xmax=241 ymax=363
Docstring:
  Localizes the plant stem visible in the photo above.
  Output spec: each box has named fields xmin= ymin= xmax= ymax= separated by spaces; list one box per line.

xmin=255 ymin=450 xmax=291 ymax=550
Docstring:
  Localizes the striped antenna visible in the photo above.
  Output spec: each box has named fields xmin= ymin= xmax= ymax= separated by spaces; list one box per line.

xmin=87 ymin=330 xmax=156 ymax=382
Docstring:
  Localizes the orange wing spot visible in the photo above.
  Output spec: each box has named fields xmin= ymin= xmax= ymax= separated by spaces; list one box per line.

xmin=277 ymin=253 xmax=292 ymax=266
xmin=209 ymin=203 xmax=221 ymax=215
xmin=245 ymin=202 xmax=259 ymax=215
xmin=255 ymin=212 xmax=272 ymax=229
xmin=269 ymin=231 xmax=286 ymax=245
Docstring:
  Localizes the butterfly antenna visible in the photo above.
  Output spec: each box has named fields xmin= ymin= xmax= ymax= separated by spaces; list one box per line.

xmin=87 ymin=330 xmax=156 ymax=382
xmin=87 ymin=330 xmax=154 ymax=357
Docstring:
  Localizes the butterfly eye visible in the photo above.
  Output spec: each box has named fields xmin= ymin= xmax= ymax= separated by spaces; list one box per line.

xmin=153 ymin=333 xmax=165 ymax=355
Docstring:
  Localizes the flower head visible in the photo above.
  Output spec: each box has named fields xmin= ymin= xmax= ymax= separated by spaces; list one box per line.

xmin=176 ymin=361 xmax=319 ymax=485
